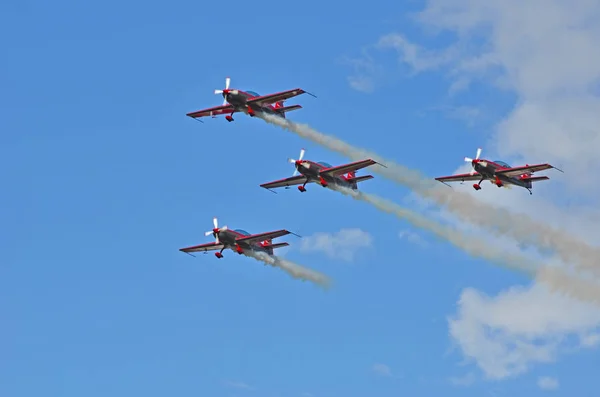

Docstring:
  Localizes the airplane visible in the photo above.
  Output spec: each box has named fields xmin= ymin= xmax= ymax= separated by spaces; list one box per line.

xmin=179 ymin=217 xmax=299 ymax=259
xmin=434 ymin=147 xmax=563 ymax=195
xmin=259 ymin=148 xmax=384 ymax=193
xmin=186 ymin=77 xmax=316 ymax=122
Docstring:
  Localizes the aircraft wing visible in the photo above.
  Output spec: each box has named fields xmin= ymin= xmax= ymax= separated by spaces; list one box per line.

xmin=435 ymin=172 xmax=483 ymax=183
xmin=260 ymin=175 xmax=310 ymax=190
xmin=180 ymin=242 xmax=224 ymax=253
xmin=236 ymin=229 xmax=292 ymax=245
xmin=246 ymin=88 xmax=309 ymax=107
xmin=319 ymin=159 xmax=378 ymax=178
xmin=186 ymin=104 xmax=235 ymax=118
xmin=494 ymin=163 xmax=555 ymax=178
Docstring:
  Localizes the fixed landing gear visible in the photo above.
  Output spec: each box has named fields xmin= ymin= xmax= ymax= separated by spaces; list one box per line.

xmin=235 ymin=245 xmax=243 ymax=255
xmin=298 ymin=179 xmax=309 ymax=192
xmin=527 ymin=188 xmax=532 ymax=195
xmin=215 ymin=247 xmax=225 ymax=258
xmin=473 ymin=177 xmax=485 ymax=191
xmin=226 ymin=114 xmax=234 ymax=122
xmin=320 ymin=177 xmax=328 ymax=187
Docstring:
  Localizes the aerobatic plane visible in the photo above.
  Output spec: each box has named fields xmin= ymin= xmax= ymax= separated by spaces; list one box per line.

xmin=435 ymin=147 xmax=562 ymax=195
xmin=260 ymin=148 xmax=382 ymax=193
xmin=179 ymin=217 xmax=298 ymax=258
xmin=186 ymin=77 xmax=315 ymax=122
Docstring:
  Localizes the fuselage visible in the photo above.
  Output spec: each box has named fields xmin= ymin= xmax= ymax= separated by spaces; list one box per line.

xmin=294 ymin=160 xmax=357 ymax=189
xmin=472 ymin=159 xmax=532 ymax=188
xmin=214 ymin=229 xmax=272 ymax=255
xmin=222 ymin=90 xmax=281 ymax=116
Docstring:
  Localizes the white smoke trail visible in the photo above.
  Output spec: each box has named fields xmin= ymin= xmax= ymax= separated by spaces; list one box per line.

xmin=259 ymin=114 xmax=600 ymax=277
xmin=329 ymin=185 xmax=600 ymax=305
xmin=245 ymin=250 xmax=331 ymax=289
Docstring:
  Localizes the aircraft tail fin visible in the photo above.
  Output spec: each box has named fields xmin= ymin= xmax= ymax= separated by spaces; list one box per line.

xmin=345 ymin=173 xmax=374 ymax=190
xmin=274 ymin=104 xmax=302 ymax=118
xmin=520 ymin=175 xmax=549 ymax=188
xmin=261 ymin=240 xmax=289 ymax=255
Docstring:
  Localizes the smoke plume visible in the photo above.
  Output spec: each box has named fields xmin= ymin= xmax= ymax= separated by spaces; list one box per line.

xmin=245 ymin=250 xmax=331 ymax=289
xmin=330 ymin=185 xmax=600 ymax=305
xmin=259 ymin=113 xmax=600 ymax=277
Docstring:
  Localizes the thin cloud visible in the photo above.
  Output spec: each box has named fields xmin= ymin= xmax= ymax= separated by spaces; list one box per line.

xmin=398 ymin=229 xmax=428 ymax=247
xmin=224 ymin=380 xmax=254 ymax=390
xmin=449 ymin=372 xmax=476 ymax=387
xmin=372 ymin=363 xmax=392 ymax=377
xmin=537 ymin=376 xmax=559 ymax=391
xmin=299 ymin=228 xmax=373 ymax=262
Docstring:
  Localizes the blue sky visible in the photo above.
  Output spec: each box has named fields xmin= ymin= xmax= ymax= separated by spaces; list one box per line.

xmin=3 ymin=1 xmax=600 ymax=396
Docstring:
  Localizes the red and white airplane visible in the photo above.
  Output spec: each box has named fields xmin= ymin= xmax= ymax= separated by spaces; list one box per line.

xmin=179 ymin=217 xmax=298 ymax=259
xmin=435 ymin=147 xmax=562 ymax=195
xmin=186 ymin=77 xmax=315 ymax=122
xmin=259 ymin=148 xmax=382 ymax=193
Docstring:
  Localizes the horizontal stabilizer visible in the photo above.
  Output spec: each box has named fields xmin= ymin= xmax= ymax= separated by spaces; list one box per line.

xmin=522 ymin=176 xmax=549 ymax=182
xmin=347 ymin=175 xmax=374 ymax=184
xmin=264 ymin=242 xmax=289 ymax=250
xmin=275 ymin=104 xmax=302 ymax=113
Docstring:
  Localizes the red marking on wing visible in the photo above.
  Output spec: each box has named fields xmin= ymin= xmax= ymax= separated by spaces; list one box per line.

xmin=520 ymin=175 xmax=550 ymax=182
xmin=246 ymin=88 xmax=307 ymax=106
xmin=186 ymin=104 xmax=235 ymax=118
xmin=319 ymin=159 xmax=377 ymax=178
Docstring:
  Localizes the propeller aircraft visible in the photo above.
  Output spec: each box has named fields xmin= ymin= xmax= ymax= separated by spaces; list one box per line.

xmin=435 ymin=147 xmax=562 ymax=195
xmin=179 ymin=217 xmax=299 ymax=258
xmin=260 ymin=148 xmax=384 ymax=193
xmin=186 ymin=77 xmax=315 ymax=122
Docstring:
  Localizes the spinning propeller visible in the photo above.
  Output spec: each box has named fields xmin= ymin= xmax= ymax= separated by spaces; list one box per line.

xmin=464 ymin=147 xmax=483 ymax=175
xmin=288 ymin=148 xmax=308 ymax=176
xmin=213 ymin=77 xmax=238 ymax=105
xmin=204 ymin=217 xmax=228 ymax=244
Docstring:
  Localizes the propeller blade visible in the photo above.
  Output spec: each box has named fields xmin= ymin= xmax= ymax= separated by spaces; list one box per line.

xmin=205 ymin=231 xmax=213 ymax=236
xmin=288 ymin=158 xmax=296 ymax=164
xmin=299 ymin=148 xmax=305 ymax=161
xmin=292 ymin=169 xmax=299 ymax=176
xmin=215 ymin=234 xmax=219 ymax=244
xmin=469 ymin=169 xmax=475 ymax=175
xmin=464 ymin=157 xmax=473 ymax=162
xmin=214 ymin=89 xmax=223 ymax=94
xmin=213 ymin=217 xmax=218 ymax=229
xmin=476 ymin=147 xmax=482 ymax=160
xmin=225 ymin=77 xmax=230 ymax=90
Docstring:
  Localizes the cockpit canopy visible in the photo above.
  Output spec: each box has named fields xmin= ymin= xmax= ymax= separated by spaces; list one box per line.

xmin=246 ymin=90 xmax=260 ymax=97
xmin=234 ymin=229 xmax=250 ymax=236
xmin=317 ymin=161 xmax=333 ymax=168
xmin=493 ymin=160 xmax=511 ymax=168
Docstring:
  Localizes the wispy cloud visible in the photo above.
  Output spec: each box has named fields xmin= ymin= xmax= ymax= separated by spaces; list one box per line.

xmin=538 ymin=376 xmax=559 ymax=391
xmin=398 ymin=229 xmax=428 ymax=247
xmin=449 ymin=372 xmax=476 ymax=387
xmin=340 ymin=50 xmax=383 ymax=93
xmin=372 ymin=363 xmax=392 ymax=377
xmin=448 ymin=281 xmax=600 ymax=380
xmin=299 ymin=228 xmax=373 ymax=262
xmin=224 ymin=380 xmax=254 ymax=390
